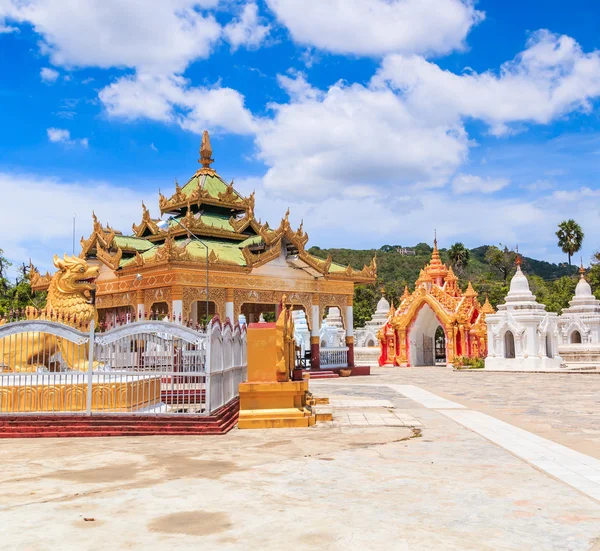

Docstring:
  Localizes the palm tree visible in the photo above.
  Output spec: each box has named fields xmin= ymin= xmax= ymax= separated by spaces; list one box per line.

xmin=448 ymin=242 xmax=470 ymax=274
xmin=556 ymin=220 xmax=584 ymax=266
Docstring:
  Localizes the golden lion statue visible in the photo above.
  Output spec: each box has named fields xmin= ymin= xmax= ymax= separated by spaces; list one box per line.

xmin=0 ymin=255 xmax=99 ymax=372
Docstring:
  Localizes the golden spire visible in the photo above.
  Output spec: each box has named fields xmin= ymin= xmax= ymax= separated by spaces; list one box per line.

xmin=515 ymin=244 xmax=522 ymax=266
xmin=446 ymin=265 xmax=457 ymax=281
xmin=402 ymin=285 xmax=410 ymax=300
xmin=199 ymin=130 xmax=213 ymax=169
xmin=481 ymin=296 xmax=495 ymax=315
xmin=464 ymin=281 xmax=477 ymax=298
xmin=580 ymin=258 xmax=585 ymax=279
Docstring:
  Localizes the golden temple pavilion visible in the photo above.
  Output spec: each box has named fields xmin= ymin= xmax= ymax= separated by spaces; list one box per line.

xmin=31 ymin=131 xmax=376 ymax=368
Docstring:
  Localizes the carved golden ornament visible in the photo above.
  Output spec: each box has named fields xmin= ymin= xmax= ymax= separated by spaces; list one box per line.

xmin=29 ymin=262 xmax=52 ymax=291
xmin=464 ymin=281 xmax=478 ymax=298
xmin=152 ymin=236 xmax=191 ymax=263
xmin=218 ymin=180 xmax=242 ymax=204
xmin=242 ymin=244 xmax=280 ymax=268
xmin=481 ymin=296 xmax=495 ymax=315
xmin=134 ymin=251 xmax=145 ymax=267
xmin=96 ymin=246 xmax=123 ymax=271
xmin=132 ymin=201 xmax=160 ymax=237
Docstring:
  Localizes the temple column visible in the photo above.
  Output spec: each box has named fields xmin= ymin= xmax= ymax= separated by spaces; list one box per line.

xmin=446 ymin=324 xmax=455 ymax=365
xmin=346 ymin=301 xmax=355 ymax=368
xmin=191 ymin=304 xmax=198 ymax=326
xmin=136 ymin=289 xmax=145 ymax=321
xmin=399 ymin=329 xmax=407 ymax=366
xmin=311 ymin=297 xmax=320 ymax=370
xmin=225 ymin=288 xmax=234 ymax=323
xmin=172 ymin=285 xmax=183 ymax=324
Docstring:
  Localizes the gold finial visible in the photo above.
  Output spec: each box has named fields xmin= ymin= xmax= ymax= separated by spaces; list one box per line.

xmin=434 ymin=229 xmax=437 ymax=247
xmin=580 ymin=257 xmax=585 ymax=278
xmin=199 ymin=130 xmax=214 ymax=169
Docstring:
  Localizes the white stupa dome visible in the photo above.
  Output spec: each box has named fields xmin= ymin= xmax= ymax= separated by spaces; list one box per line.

xmin=575 ymin=276 xmax=593 ymax=298
xmin=509 ymin=265 xmax=531 ymax=295
xmin=376 ymin=295 xmax=390 ymax=313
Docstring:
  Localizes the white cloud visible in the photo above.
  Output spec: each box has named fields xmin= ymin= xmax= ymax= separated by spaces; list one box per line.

xmin=2 ymin=0 xmax=221 ymax=73
xmin=376 ymin=30 xmax=600 ymax=134
xmin=255 ymin=74 xmax=469 ymax=198
xmin=40 ymin=66 xmax=59 ymax=83
xmin=47 ymin=127 xmax=88 ymax=147
xmin=99 ymin=73 xmax=256 ymax=135
xmin=0 ymin=23 xmax=17 ymax=33
xmin=0 ymin=172 xmax=146 ymax=273
xmin=552 ymin=187 xmax=600 ymax=201
xmin=224 ymin=3 xmax=270 ymax=51
xmin=235 ymin=176 xmax=600 ymax=265
xmin=266 ymin=0 xmax=483 ymax=57
xmin=150 ymin=142 xmax=158 ymax=152
xmin=452 ymin=173 xmax=509 ymax=194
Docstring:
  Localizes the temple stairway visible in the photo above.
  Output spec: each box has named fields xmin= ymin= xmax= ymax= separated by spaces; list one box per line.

xmin=0 ymin=398 xmax=239 ymax=438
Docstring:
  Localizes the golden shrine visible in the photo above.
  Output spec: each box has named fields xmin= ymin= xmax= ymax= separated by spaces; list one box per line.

xmin=30 ymin=131 xmax=376 ymax=369
xmin=238 ymin=297 xmax=327 ymax=429
xmin=378 ymin=240 xmax=494 ymax=367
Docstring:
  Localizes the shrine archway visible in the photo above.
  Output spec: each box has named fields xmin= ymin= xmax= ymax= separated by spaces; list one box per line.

xmin=409 ymin=303 xmax=446 ymax=366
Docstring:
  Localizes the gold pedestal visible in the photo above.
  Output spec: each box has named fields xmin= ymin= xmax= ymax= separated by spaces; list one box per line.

xmin=238 ymin=380 xmax=317 ymax=429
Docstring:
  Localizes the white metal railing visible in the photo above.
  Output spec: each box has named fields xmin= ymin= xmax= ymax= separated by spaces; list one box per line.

xmin=0 ymin=317 xmax=246 ymax=416
xmin=319 ymin=346 xmax=349 ymax=369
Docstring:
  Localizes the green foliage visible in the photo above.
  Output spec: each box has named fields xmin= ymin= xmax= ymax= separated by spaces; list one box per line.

xmin=453 ymin=356 xmax=485 ymax=369
xmin=556 ymin=219 xmax=584 ymax=266
xmin=587 ymin=251 xmax=600 ymax=299
xmin=485 ymin=244 xmax=517 ymax=283
xmin=448 ymin=242 xmax=470 ymax=273
xmin=0 ymin=250 xmax=46 ymax=316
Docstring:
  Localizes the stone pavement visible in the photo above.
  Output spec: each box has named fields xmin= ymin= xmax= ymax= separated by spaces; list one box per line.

xmin=1 ymin=368 xmax=599 ymax=550
xmin=327 ymin=366 xmax=600 ymax=460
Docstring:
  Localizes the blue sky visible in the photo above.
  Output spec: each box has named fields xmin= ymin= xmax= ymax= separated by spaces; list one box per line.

xmin=1 ymin=0 xmax=599 ymax=273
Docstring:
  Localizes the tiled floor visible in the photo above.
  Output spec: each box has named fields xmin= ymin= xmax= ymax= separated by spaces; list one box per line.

xmin=333 ymin=409 xmax=422 ymax=427
xmin=386 ymin=383 xmax=600 ymax=503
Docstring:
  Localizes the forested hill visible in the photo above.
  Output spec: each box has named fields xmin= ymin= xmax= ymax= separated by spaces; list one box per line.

xmin=308 ymin=243 xmax=582 ymax=327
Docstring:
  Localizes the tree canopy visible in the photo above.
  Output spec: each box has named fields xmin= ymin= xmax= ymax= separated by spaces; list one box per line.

xmin=556 ymin=219 xmax=584 ymax=266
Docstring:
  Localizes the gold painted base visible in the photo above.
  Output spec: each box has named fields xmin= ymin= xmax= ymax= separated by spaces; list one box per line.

xmin=0 ymin=377 xmax=162 ymax=413
xmin=238 ymin=380 xmax=319 ymax=429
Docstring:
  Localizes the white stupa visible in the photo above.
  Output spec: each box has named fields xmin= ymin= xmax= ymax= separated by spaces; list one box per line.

xmin=355 ymin=292 xmax=391 ymax=347
xmin=558 ymin=264 xmax=600 ymax=345
xmin=292 ymin=310 xmax=311 ymax=355
xmin=320 ymin=307 xmax=345 ymax=348
xmin=485 ymin=258 xmax=562 ymax=370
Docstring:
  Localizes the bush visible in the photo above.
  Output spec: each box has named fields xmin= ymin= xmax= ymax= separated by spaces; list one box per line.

xmin=453 ymin=356 xmax=485 ymax=369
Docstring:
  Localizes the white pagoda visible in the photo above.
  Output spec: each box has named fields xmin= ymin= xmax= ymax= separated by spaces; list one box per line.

xmin=354 ymin=292 xmax=392 ymax=367
xmin=485 ymin=257 xmax=562 ymax=370
xmin=558 ymin=264 xmax=600 ymax=345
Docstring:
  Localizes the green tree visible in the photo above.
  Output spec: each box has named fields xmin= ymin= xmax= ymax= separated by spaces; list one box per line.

xmin=588 ymin=251 xmax=600 ymax=300
xmin=448 ymin=242 xmax=470 ymax=274
xmin=485 ymin=244 xmax=517 ymax=283
xmin=556 ymin=219 xmax=584 ymax=266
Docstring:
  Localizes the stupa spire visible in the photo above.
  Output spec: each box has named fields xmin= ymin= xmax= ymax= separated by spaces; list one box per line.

xmin=199 ymin=130 xmax=213 ymax=168
xmin=580 ymin=257 xmax=585 ymax=279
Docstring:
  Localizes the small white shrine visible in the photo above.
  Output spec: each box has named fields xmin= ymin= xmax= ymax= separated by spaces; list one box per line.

xmin=354 ymin=292 xmax=391 ymax=367
xmin=292 ymin=309 xmax=311 ymax=356
xmin=355 ymin=292 xmax=391 ymax=347
xmin=485 ymin=258 xmax=563 ymax=370
xmin=320 ymin=307 xmax=346 ymax=348
xmin=558 ymin=265 xmax=600 ymax=345
xmin=556 ymin=265 xmax=600 ymax=367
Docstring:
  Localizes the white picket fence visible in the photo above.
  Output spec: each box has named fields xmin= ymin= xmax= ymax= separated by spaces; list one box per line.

xmin=0 ymin=317 xmax=246 ymax=415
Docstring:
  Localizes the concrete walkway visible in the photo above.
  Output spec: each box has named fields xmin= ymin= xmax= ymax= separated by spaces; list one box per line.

xmin=1 ymin=368 xmax=599 ymax=550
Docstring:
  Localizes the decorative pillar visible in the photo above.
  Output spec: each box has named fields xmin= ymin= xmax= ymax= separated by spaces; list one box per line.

xmin=136 ymin=289 xmax=145 ymax=321
xmin=172 ymin=285 xmax=183 ymax=324
xmin=311 ymin=297 xmax=320 ymax=370
xmin=399 ymin=329 xmax=407 ymax=366
xmin=346 ymin=301 xmax=354 ymax=368
xmin=225 ymin=288 xmax=234 ymax=323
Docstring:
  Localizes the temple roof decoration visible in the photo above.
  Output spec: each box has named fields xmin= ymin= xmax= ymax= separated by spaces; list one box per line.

xmin=24 ymin=130 xmax=374 ymax=292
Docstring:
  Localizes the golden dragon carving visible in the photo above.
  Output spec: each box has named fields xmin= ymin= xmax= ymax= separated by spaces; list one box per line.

xmin=0 ymin=255 xmax=99 ymax=372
